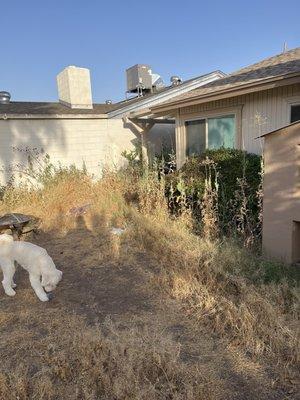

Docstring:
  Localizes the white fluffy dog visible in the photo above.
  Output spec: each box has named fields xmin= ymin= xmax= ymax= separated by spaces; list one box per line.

xmin=0 ymin=234 xmax=62 ymax=302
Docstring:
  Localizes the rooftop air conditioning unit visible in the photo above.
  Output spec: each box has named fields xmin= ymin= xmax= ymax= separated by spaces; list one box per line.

xmin=126 ymin=64 xmax=153 ymax=94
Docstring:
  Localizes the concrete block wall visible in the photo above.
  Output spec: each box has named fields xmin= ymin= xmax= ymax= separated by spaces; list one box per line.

xmin=0 ymin=118 xmax=137 ymax=184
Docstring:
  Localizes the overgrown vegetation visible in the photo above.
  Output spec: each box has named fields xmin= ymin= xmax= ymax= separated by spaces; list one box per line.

xmin=164 ymin=149 xmax=262 ymax=241
xmin=0 ymin=149 xmax=299 ymax=399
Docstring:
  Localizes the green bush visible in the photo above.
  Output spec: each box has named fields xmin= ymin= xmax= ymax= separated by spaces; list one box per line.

xmin=182 ymin=148 xmax=260 ymax=196
xmin=166 ymin=148 xmax=262 ymax=234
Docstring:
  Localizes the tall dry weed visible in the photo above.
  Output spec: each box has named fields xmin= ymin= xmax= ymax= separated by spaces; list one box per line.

xmin=128 ymin=210 xmax=299 ymax=375
xmin=200 ymin=158 xmax=219 ymax=239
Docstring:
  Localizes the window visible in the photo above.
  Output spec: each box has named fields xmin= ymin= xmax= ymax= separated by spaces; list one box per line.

xmin=291 ymin=104 xmax=300 ymax=123
xmin=185 ymin=119 xmax=206 ymax=156
xmin=185 ymin=114 xmax=235 ymax=156
xmin=207 ymin=116 xmax=236 ymax=149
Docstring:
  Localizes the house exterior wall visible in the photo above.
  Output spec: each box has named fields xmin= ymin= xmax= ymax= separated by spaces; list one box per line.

xmin=175 ymin=83 xmax=300 ymax=167
xmin=146 ymin=123 xmax=175 ymax=159
xmin=0 ymin=118 xmax=137 ymax=184
xmin=262 ymin=123 xmax=300 ymax=264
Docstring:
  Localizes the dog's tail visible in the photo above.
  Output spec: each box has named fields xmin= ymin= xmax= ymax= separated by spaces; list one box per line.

xmin=0 ymin=234 xmax=14 ymax=244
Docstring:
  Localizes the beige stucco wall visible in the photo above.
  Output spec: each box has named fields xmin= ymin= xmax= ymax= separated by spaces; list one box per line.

xmin=262 ymin=123 xmax=300 ymax=264
xmin=0 ymin=118 xmax=138 ymax=184
xmin=176 ymin=83 xmax=300 ymax=167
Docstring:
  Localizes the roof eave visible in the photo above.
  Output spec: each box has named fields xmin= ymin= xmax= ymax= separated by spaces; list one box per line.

xmin=151 ymin=72 xmax=300 ymax=114
xmin=107 ymin=70 xmax=226 ymax=118
xmin=0 ymin=113 xmax=108 ymax=120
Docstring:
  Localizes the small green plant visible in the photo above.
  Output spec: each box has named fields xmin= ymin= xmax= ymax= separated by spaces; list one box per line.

xmin=121 ymin=141 xmax=146 ymax=174
xmin=121 ymin=148 xmax=140 ymax=167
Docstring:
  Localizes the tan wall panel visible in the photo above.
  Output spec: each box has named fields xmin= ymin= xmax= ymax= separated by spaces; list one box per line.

xmin=262 ymin=123 xmax=300 ymax=263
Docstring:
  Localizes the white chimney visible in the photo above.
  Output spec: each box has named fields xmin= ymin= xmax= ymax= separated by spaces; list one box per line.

xmin=57 ymin=66 xmax=93 ymax=109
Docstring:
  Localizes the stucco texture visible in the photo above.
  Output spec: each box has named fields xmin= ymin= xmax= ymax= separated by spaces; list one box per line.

xmin=262 ymin=123 xmax=300 ymax=263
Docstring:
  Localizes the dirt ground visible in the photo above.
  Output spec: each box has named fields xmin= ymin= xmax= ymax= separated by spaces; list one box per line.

xmin=0 ymin=217 xmax=297 ymax=399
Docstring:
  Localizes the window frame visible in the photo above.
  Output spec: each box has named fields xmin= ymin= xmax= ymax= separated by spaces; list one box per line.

xmin=183 ymin=108 xmax=240 ymax=157
xmin=285 ymin=96 xmax=300 ymax=124
xmin=290 ymin=104 xmax=300 ymax=123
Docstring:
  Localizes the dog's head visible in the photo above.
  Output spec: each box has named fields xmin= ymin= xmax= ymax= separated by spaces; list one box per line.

xmin=42 ymin=269 xmax=63 ymax=292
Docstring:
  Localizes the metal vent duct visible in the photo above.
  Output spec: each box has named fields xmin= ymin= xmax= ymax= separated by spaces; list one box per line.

xmin=170 ymin=76 xmax=182 ymax=86
xmin=0 ymin=91 xmax=11 ymax=104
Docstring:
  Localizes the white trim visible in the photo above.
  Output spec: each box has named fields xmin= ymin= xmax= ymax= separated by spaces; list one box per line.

xmin=285 ymin=96 xmax=300 ymax=123
xmin=107 ymin=71 xmax=226 ymax=119
xmin=0 ymin=113 xmax=108 ymax=120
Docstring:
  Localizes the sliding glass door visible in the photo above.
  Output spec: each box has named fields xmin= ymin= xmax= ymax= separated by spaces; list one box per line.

xmin=185 ymin=114 xmax=235 ymax=156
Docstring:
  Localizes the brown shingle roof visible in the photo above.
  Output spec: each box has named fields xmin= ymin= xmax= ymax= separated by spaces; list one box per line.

xmin=0 ymin=101 xmax=118 ymax=115
xmin=152 ymin=48 xmax=300 ymax=109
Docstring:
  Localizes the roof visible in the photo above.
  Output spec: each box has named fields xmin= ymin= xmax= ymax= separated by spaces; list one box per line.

xmin=0 ymin=101 xmax=117 ymax=116
xmin=0 ymin=71 xmax=225 ymax=119
xmin=107 ymin=70 xmax=226 ymax=118
xmin=151 ymin=47 xmax=300 ymax=112
xmin=257 ymin=120 xmax=300 ymax=138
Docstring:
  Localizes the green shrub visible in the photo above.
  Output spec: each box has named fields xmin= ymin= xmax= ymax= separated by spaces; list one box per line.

xmin=166 ymin=148 xmax=262 ymax=236
xmin=182 ymin=148 xmax=260 ymax=197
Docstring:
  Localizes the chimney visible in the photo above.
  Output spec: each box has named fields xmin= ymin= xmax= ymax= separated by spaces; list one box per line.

xmin=57 ymin=66 xmax=93 ymax=109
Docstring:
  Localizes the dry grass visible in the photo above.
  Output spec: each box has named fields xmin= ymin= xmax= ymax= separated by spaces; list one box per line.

xmin=128 ymin=210 xmax=299 ymax=369
xmin=0 ymin=169 xmax=299 ymax=398
xmin=0 ymin=315 xmax=211 ymax=400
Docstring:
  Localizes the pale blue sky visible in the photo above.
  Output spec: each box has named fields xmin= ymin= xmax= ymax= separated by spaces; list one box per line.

xmin=1 ymin=0 xmax=299 ymax=103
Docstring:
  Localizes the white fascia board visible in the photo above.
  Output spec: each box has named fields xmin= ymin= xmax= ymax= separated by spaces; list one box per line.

xmin=108 ymin=71 xmax=225 ymax=119
xmin=0 ymin=114 xmax=108 ymax=120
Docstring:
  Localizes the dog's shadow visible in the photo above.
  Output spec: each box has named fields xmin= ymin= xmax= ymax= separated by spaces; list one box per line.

xmin=20 ymin=211 xmax=114 ymax=291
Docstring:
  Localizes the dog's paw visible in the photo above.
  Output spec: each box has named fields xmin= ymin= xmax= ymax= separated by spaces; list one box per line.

xmin=11 ymin=283 xmax=17 ymax=288
xmin=47 ymin=292 xmax=54 ymax=301
xmin=5 ymin=288 xmax=16 ymax=297
xmin=39 ymin=294 xmax=49 ymax=302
